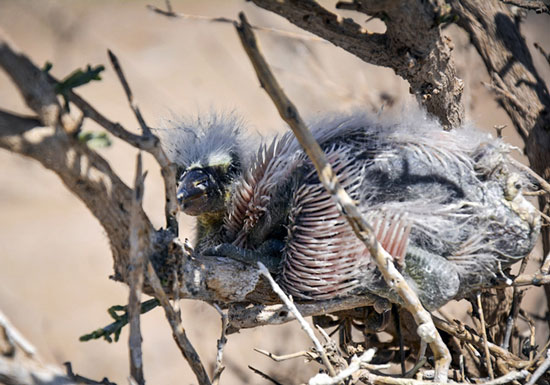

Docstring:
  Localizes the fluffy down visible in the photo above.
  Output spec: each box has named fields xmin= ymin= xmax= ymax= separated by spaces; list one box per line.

xmin=163 ymin=109 xmax=541 ymax=309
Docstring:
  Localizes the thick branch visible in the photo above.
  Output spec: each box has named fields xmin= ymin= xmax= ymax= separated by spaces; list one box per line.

xmin=449 ymin=0 xmax=550 ymax=316
xmin=0 ymin=31 xmax=60 ymax=127
xmin=249 ymin=0 xmax=464 ymax=128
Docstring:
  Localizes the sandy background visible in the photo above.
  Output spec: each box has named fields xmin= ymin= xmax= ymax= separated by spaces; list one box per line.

xmin=0 ymin=1 xmax=549 ymax=384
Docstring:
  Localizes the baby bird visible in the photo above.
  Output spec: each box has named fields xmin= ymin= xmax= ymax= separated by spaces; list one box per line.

xmin=159 ymin=110 xmax=540 ymax=310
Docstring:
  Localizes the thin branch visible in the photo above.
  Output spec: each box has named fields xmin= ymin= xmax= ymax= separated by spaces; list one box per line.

xmin=228 ymin=295 xmax=379 ymax=332
xmin=128 ymin=153 xmax=147 ymax=385
xmin=308 ymin=349 xmax=376 ymax=385
xmin=476 ymin=294 xmax=494 ymax=379
xmin=145 ymin=3 xmax=327 ymax=44
xmin=45 ymin=53 xmax=178 ymax=233
xmin=257 ymin=263 xmax=336 ymax=377
xmin=235 ymin=11 xmax=451 ymax=382
xmin=106 ymin=49 xmax=178 ymax=233
xmin=247 ymin=366 xmax=283 ymax=385
xmin=254 ymin=348 xmax=312 ymax=362
xmin=0 ymin=309 xmax=36 ymax=356
xmin=482 ymin=79 xmax=530 ymax=139
xmin=64 ymin=362 xmax=117 ymax=385
xmin=145 ymin=261 xmax=212 ymax=385
xmin=0 ymin=32 xmax=60 ymax=127
xmin=361 ymin=369 xmax=529 ymax=385
xmin=107 ymin=50 xmax=151 ymax=137
xmin=433 ymin=317 xmax=528 ymax=368
xmin=501 ymin=0 xmax=549 ymax=14
xmin=508 ymin=157 xmax=550 ymax=195
xmin=526 ymin=349 xmax=550 ymax=385
xmin=212 ymin=304 xmax=228 ymax=385
xmin=534 ymin=42 xmax=550 ymax=65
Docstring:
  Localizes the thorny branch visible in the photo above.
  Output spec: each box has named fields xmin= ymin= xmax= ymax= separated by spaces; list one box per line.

xmin=235 ymin=11 xmax=452 ymax=382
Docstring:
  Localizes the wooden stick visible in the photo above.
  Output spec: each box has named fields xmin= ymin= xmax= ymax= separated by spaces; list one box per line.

xmin=235 ymin=11 xmax=451 ymax=382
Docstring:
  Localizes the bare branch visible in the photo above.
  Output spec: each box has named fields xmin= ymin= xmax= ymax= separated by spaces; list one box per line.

xmin=145 ymin=261 xmax=212 ymax=385
xmin=361 ymin=369 xmax=529 ymax=385
xmin=0 ymin=310 xmax=35 ymax=357
xmin=534 ymin=42 xmax=550 ymax=65
xmin=227 ymin=295 xmax=380 ymax=331
xmin=526 ymin=349 xmax=550 ymax=385
xmin=0 ymin=31 xmax=60 ymax=126
xmin=254 ymin=349 xmax=312 ymax=362
xmin=64 ymin=362 xmax=117 ymax=385
xmin=501 ymin=0 xmax=550 ymax=14
xmin=107 ymin=50 xmax=151 ymax=137
xmin=247 ymin=365 xmax=283 ymax=385
xmin=309 ymin=349 xmax=375 ymax=385
xmin=146 ymin=3 xmax=328 ymax=43
xmin=257 ymin=263 xmax=336 ymax=377
xmin=212 ymin=304 xmax=228 ymax=385
xmin=128 ymin=153 xmax=147 ymax=385
xmin=235 ymin=11 xmax=451 ymax=382
xmin=249 ymin=0 xmax=464 ymax=128
xmin=105 ymin=49 xmax=178 ymax=233
xmin=476 ymin=294 xmax=494 ymax=379
xmin=433 ymin=317 xmax=528 ymax=368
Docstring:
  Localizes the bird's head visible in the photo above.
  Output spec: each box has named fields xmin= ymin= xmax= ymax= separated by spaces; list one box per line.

xmin=156 ymin=112 xmax=248 ymax=218
xmin=176 ymin=150 xmax=241 ymax=216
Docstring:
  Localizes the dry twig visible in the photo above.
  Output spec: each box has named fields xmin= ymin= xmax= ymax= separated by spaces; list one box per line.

xmin=0 ymin=310 xmax=36 ymax=357
xmin=257 ymin=262 xmax=336 ymax=377
xmin=534 ymin=42 xmax=550 ymax=65
xmin=433 ymin=317 xmax=528 ymax=369
xmin=146 ymin=1 xmax=327 ymax=44
xmin=212 ymin=304 xmax=228 ymax=385
xmin=247 ymin=365 xmax=283 ymax=385
xmin=106 ymin=49 xmax=178 ymax=233
xmin=127 ymin=153 xmax=147 ymax=385
xmin=361 ymin=369 xmax=528 ymax=385
xmin=145 ymin=262 xmax=212 ymax=385
xmin=255 ymin=348 xmax=313 ymax=362
xmin=476 ymin=294 xmax=494 ymax=379
xmin=526 ymin=349 xmax=550 ymax=385
xmin=309 ymin=349 xmax=376 ymax=385
xmin=501 ymin=0 xmax=549 ymax=14
xmin=235 ymin=11 xmax=451 ymax=382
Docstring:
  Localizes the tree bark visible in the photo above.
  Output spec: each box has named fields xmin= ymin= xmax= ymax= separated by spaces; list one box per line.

xmin=250 ymin=0 xmax=465 ymax=128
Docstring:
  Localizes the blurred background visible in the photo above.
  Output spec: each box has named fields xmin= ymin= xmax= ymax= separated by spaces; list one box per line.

xmin=0 ymin=1 xmax=549 ymax=384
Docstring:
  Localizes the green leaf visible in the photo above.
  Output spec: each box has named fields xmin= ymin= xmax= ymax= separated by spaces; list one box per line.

xmin=80 ymin=299 xmax=159 ymax=344
xmin=77 ymin=131 xmax=112 ymax=149
xmin=55 ymin=64 xmax=105 ymax=94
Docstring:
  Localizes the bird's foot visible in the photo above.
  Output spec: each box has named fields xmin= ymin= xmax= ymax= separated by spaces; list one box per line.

xmin=203 ymin=240 xmax=284 ymax=273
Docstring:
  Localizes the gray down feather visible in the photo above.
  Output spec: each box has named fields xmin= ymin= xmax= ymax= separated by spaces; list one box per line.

xmin=159 ymin=109 xmax=541 ymax=310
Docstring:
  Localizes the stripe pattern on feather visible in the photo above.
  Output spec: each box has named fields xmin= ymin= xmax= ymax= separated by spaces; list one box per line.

xmin=280 ymin=145 xmax=411 ymax=300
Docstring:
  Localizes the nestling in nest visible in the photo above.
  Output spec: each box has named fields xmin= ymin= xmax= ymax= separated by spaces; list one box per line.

xmin=158 ymin=109 xmax=540 ymax=311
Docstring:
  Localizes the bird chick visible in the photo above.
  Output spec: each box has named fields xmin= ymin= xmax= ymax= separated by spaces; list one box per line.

xmin=159 ymin=110 xmax=540 ymax=310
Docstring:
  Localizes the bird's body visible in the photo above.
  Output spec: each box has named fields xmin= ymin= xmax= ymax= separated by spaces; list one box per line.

xmin=160 ymin=111 xmax=540 ymax=310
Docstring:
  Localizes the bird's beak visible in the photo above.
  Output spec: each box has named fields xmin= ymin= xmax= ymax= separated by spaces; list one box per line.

xmin=177 ymin=169 xmax=211 ymax=215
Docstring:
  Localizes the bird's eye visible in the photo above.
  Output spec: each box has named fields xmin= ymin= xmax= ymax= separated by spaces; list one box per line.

xmin=194 ymin=177 xmax=209 ymax=188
